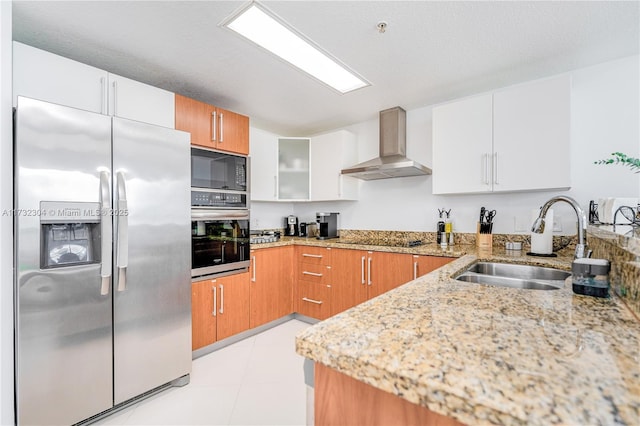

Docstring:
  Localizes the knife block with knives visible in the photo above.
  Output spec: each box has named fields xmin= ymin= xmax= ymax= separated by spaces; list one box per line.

xmin=477 ymin=207 xmax=495 ymax=249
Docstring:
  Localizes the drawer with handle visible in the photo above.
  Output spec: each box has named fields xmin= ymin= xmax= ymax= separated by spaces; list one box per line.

xmin=297 ymin=262 xmax=330 ymax=284
xmin=297 ymin=280 xmax=331 ymax=320
xmin=297 ymin=246 xmax=331 ymax=266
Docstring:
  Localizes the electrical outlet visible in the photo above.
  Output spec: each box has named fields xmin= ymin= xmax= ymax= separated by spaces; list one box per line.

xmin=514 ymin=216 xmax=530 ymax=232
xmin=553 ymin=220 xmax=562 ymax=232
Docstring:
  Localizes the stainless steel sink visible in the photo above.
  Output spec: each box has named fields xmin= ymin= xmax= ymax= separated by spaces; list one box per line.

xmin=455 ymin=262 xmax=570 ymax=290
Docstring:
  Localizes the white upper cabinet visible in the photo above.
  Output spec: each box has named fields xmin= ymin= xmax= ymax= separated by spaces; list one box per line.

xmin=432 ymin=94 xmax=493 ymax=194
xmin=249 ymin=128 xmax=279 ymax=201
xmin=492 ymin=75 xmax=571 ymax=192
xmin=432 ymin=75 xmax=571 ymax=194
xmin=13 ymin=42 xmax=175 ymax=128
xmin=310 ymin=130 xmax=358 ymax=201
xmin=13 ymin=41 xmax=107 ymax=114
xmin=278 ymin=138 xmax=310 ymax=201
xmin=250 ymin=129 xmax=359 ymax=202
xmin=107 ymin=74 xmax=175 ymax=128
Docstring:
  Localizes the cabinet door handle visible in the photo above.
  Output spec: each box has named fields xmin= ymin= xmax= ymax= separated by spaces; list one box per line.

xmin=493 ymin=152 xmax=499 ymax=185
xmin=219 ymin=113 xmax=224 ymax=143
xmin=212 ymin=111 xmax=217 ymax=142
xmin=100 ymin=77 xmax=107 ymax=115
xmin=112 ymin=81 xmax=118 ymax=116
xmin=219 ymin=284 xmax=224 ymax=314
xmin=302 ymin=297 xmax=322 ymax=305
xmin=302 ymin=254 xmax=322 ymax=259
xmin=303 ymin=271 xmax=323 ymax=277
xmin=361 ymin=256 xmax=365 ymax=285
xmin=413 ymin=261 xmax=418 ymax=280
xmin=251 ymin=256 xmax=256 ymax=282
xmin=274 ymin=176 xmax=278 ymax=198
xmin=483 ymin=153 xmax=490 ymax=185
xmin=367 ymin=257 xmax=372 ymax=286
xmin=212 ymin=285 xmax=217 ymax=317
xmin=338 ymin=173 xmax=342 ymax=198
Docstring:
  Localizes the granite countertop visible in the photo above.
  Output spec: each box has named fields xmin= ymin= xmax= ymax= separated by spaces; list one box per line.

xmin=294 ymin=248 xmax=640 ymax=425
xmin=250 ymin=236 xmax=469 ymax=257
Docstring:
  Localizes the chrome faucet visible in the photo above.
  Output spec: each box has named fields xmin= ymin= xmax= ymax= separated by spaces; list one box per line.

xmin=531 ymin=195 xmax=591 ymax=259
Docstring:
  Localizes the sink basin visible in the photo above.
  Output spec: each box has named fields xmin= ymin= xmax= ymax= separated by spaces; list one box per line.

xmin=467 ymin=262 xmax=571 ymax=281
xmin=455 ymin=262 xmax=570 ymax=290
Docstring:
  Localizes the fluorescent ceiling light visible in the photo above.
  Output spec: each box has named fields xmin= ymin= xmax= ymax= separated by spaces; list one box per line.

xmin=224 ymin=3 xmax=369 ymax=94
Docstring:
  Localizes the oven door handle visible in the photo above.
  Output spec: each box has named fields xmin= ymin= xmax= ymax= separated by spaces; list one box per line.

xmin=191 ymin=209 xmax=249 ymax=220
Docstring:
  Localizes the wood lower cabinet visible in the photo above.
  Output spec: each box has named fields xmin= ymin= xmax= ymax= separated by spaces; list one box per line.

xmin=216 ymin=272 xmax=251 ymax=341
xmin=250 ymin=246 xmax=294 ymax=328
xmin=330 ymin=248 xmax=369 ymax=316
xmin=191 ymin=272 xmax=251 ymax=351
xmin=315 ymin=363 xmax=464 ymax=426
xmin=295 ymin=246 xmax=332 ymax=320
xmin=192 ymin=247 xmax=456 ymax=351
xmin=192 ymin=278 xmax=217 ymax=351
xmin=367 ymin=251 xmax=414 ymax=299
xmin=412 ymin=255 xmax=456 ymax=279
xmin=330 ymin=249 xmax=413 ymax=315
xmin=175 ymin=93 xmax=249 ymax=155
xmin=330 ymin=250 xmax=453 ymax=316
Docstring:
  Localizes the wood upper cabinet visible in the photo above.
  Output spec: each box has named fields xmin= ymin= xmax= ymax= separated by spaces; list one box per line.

xmin=412 ymin=255 xmax=456 ymax=279
xmin=250 ymin=246 xmax=294 ymax=328
xmin=191 ymin=272 xmax=250 ymax=351
xmin=216 ymin=106 xmax=250 ymax=155
xmin=175 ymin=94 xmax=249 ymax=155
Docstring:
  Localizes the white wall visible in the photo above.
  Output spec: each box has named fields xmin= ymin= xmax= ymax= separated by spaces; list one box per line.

xmin=254 ymin=55 xmax=640 ymax=235
xmin=0 ymin=2 xmax=13 ymax=424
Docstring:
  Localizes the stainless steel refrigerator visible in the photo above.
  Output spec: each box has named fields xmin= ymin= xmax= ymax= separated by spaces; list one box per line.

xmin=14 ymin=97 xmax=192 ymax=425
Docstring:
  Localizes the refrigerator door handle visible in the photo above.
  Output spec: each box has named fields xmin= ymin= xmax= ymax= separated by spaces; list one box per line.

xmin=99 ymin=170 xmax=112 ymax=295
xmin=116 ymin=171 xmax=129 ymax=292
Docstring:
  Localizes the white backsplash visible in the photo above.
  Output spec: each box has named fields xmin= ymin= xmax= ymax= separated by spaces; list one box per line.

xmin=252 ymin=55 xmax=640 ymax=234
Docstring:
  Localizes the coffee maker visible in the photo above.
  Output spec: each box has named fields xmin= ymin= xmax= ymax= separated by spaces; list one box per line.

xmin=316 ymin=212 xmax=339 ymax=240
xmin=284 ymin=215 xmax=298 ymax=236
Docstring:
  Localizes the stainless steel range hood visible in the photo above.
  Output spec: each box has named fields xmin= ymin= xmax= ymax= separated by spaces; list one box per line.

xmin=341 ymin=107 xmax=432 ymax=180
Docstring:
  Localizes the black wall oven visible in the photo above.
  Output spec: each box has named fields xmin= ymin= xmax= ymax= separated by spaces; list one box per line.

xmin=191 ymin=147 xmax=248 ymax=209
xmin=191 ymin=209 xmax=250 ymax=278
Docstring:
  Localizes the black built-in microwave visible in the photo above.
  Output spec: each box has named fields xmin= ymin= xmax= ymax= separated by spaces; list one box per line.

xmin=191 ymin=147 xmax=249 ymax=209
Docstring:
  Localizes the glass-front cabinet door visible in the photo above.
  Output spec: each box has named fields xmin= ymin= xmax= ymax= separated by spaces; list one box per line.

xmin=278 ymin=138 xmax=309 ymax=200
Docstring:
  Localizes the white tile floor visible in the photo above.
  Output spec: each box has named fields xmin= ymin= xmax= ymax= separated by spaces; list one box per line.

xmin=95 ymin=319 xmax=312 ymax=426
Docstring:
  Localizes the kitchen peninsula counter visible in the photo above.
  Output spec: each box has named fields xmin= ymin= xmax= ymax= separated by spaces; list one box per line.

xmin=292 ymin=243 xmax=640 ymax=425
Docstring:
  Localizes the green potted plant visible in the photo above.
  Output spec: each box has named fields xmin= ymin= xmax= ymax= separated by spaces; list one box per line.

xmin=594 ymin=152 xmax=640 ymax=173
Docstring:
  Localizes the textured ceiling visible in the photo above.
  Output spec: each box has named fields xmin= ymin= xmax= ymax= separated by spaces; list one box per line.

xmin=12 ymin=1 xmax=640 ymax=136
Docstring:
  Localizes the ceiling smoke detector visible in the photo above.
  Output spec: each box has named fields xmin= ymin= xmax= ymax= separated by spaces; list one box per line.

xmin=377 ymin=21 xmax=387 ymax=33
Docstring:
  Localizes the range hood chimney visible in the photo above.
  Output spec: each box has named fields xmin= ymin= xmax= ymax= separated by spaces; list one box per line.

xmin=341 ymin=107 xmax=432 ymax=180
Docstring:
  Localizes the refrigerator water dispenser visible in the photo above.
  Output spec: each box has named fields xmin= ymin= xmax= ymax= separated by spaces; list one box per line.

xmin=40 ymin=201 xmax=101 ymax=268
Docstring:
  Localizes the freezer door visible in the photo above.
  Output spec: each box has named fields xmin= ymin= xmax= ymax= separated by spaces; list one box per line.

xmin=112 ymin=117 xmax=192 ymax=403
xmin=14 ymin=97 xmax=113 ymax=425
